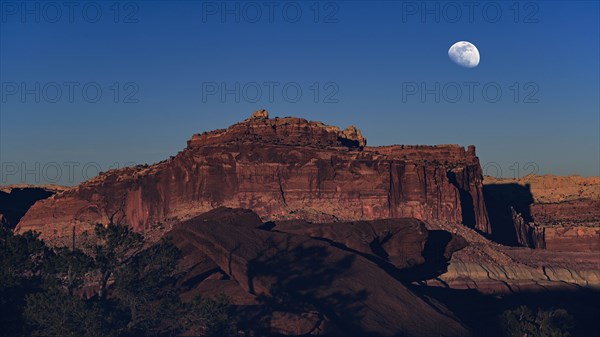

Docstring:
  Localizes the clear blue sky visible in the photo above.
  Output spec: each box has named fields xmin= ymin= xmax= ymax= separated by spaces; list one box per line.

xmin=1 ymin=1 xmax=598 ymax=185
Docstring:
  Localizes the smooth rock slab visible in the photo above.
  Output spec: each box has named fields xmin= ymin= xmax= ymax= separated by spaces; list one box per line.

xmin=170 ymin=208 xmax=469 ymax=337
xmin=272 ymin=218 xmax=429 ymax=269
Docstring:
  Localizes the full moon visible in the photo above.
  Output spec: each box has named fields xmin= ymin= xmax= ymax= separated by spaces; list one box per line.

xmin=448 ymin=41 xmax=480 ymax=68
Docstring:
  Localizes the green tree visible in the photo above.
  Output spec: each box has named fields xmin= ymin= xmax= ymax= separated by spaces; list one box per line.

xmin=21 ymin=227 xmax=126 ymax=337
xmin=2 ymin=223 xmax=238 ymax=337
xmin=0 ymin=228 xmax=48 ymax=289
xmin=537 ymin=308 xmax=575 ymax=337
xmin=0 ymin=228 xmax=49 ymax=337
xmin=90 ymin=221 xmax=143 ymax=300
xmin=499 ymin=305 xmax=575 ymax=337
xmin=24 ymin=289 xmax=126 ymax=337
xmin=112 ymin=238 xmax=183 ymax=336
xmin=46 ymin=246 xmax=93 ymax=295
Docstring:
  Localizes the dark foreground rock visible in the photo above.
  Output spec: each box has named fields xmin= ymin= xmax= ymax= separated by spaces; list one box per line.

xmin=271 ymin=218 xmax=429 ymax=269
xmin=169 ymin=208 xmax=469 ymax=337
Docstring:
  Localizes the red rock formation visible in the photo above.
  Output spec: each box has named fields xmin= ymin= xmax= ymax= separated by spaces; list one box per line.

xmin=422 ymin=220 xmax=600 ymax=293
xmin=531 ymin=199 xmax=600 ymax=226
xmin=511 ymin=207 xmax=529 ymax=246
xmin=17 ymin=111 xmax=490 ymax=242
xmin=541 ymin=226 xmax=600 ymax=252
xmin=531 ymin=198 xmax=600 ymax=251
xmin=0 ymin=185 xmax=67 ymax=229
xmin=484 ymin=175 xmax=600 ymax=251
xmin=169 ymin=208 xmax=469 ymax=337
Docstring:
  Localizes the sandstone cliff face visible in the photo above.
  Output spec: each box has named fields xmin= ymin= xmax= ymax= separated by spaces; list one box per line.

xmin=17 ymin=111 xmax=490 ymax=242
xmin=541 ymin=226 xmax=600 ymax=252
xmin=530 ymin=198 xmax=600 ymax=252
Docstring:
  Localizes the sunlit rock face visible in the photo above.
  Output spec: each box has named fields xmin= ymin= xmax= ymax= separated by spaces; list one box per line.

xmin=16 ymin=110 xmax=490 ymax=243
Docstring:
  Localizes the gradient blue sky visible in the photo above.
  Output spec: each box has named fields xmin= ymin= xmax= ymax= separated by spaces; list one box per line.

xmin=1 ymin=0 xmax=599 ymax=185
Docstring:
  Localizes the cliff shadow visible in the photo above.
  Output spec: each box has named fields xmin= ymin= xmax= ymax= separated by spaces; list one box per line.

xmin=397 ymin=230 xmax=468 ymax=283
xmin=447 ymin=172 xmax=476 ymax=229
xmin=337 ymin=137 xmax=362 ymax=149
xmin=246 ymin=239 xmax=370 ymax=336
xmin=0 ymin=188 xmax=55 ymax=229
xmin=483 ymin=183 xmax=534 ymax=246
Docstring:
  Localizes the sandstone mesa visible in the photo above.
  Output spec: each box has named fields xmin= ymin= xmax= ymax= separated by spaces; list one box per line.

xmin=16 ymin=110 xmax=489 ymax=243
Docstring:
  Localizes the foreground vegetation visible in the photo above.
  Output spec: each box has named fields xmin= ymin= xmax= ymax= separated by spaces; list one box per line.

xmin=498 ymin=305 xmax=575 ymax=337
xmin=0 ymin=223 xmax=235 ymax=337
